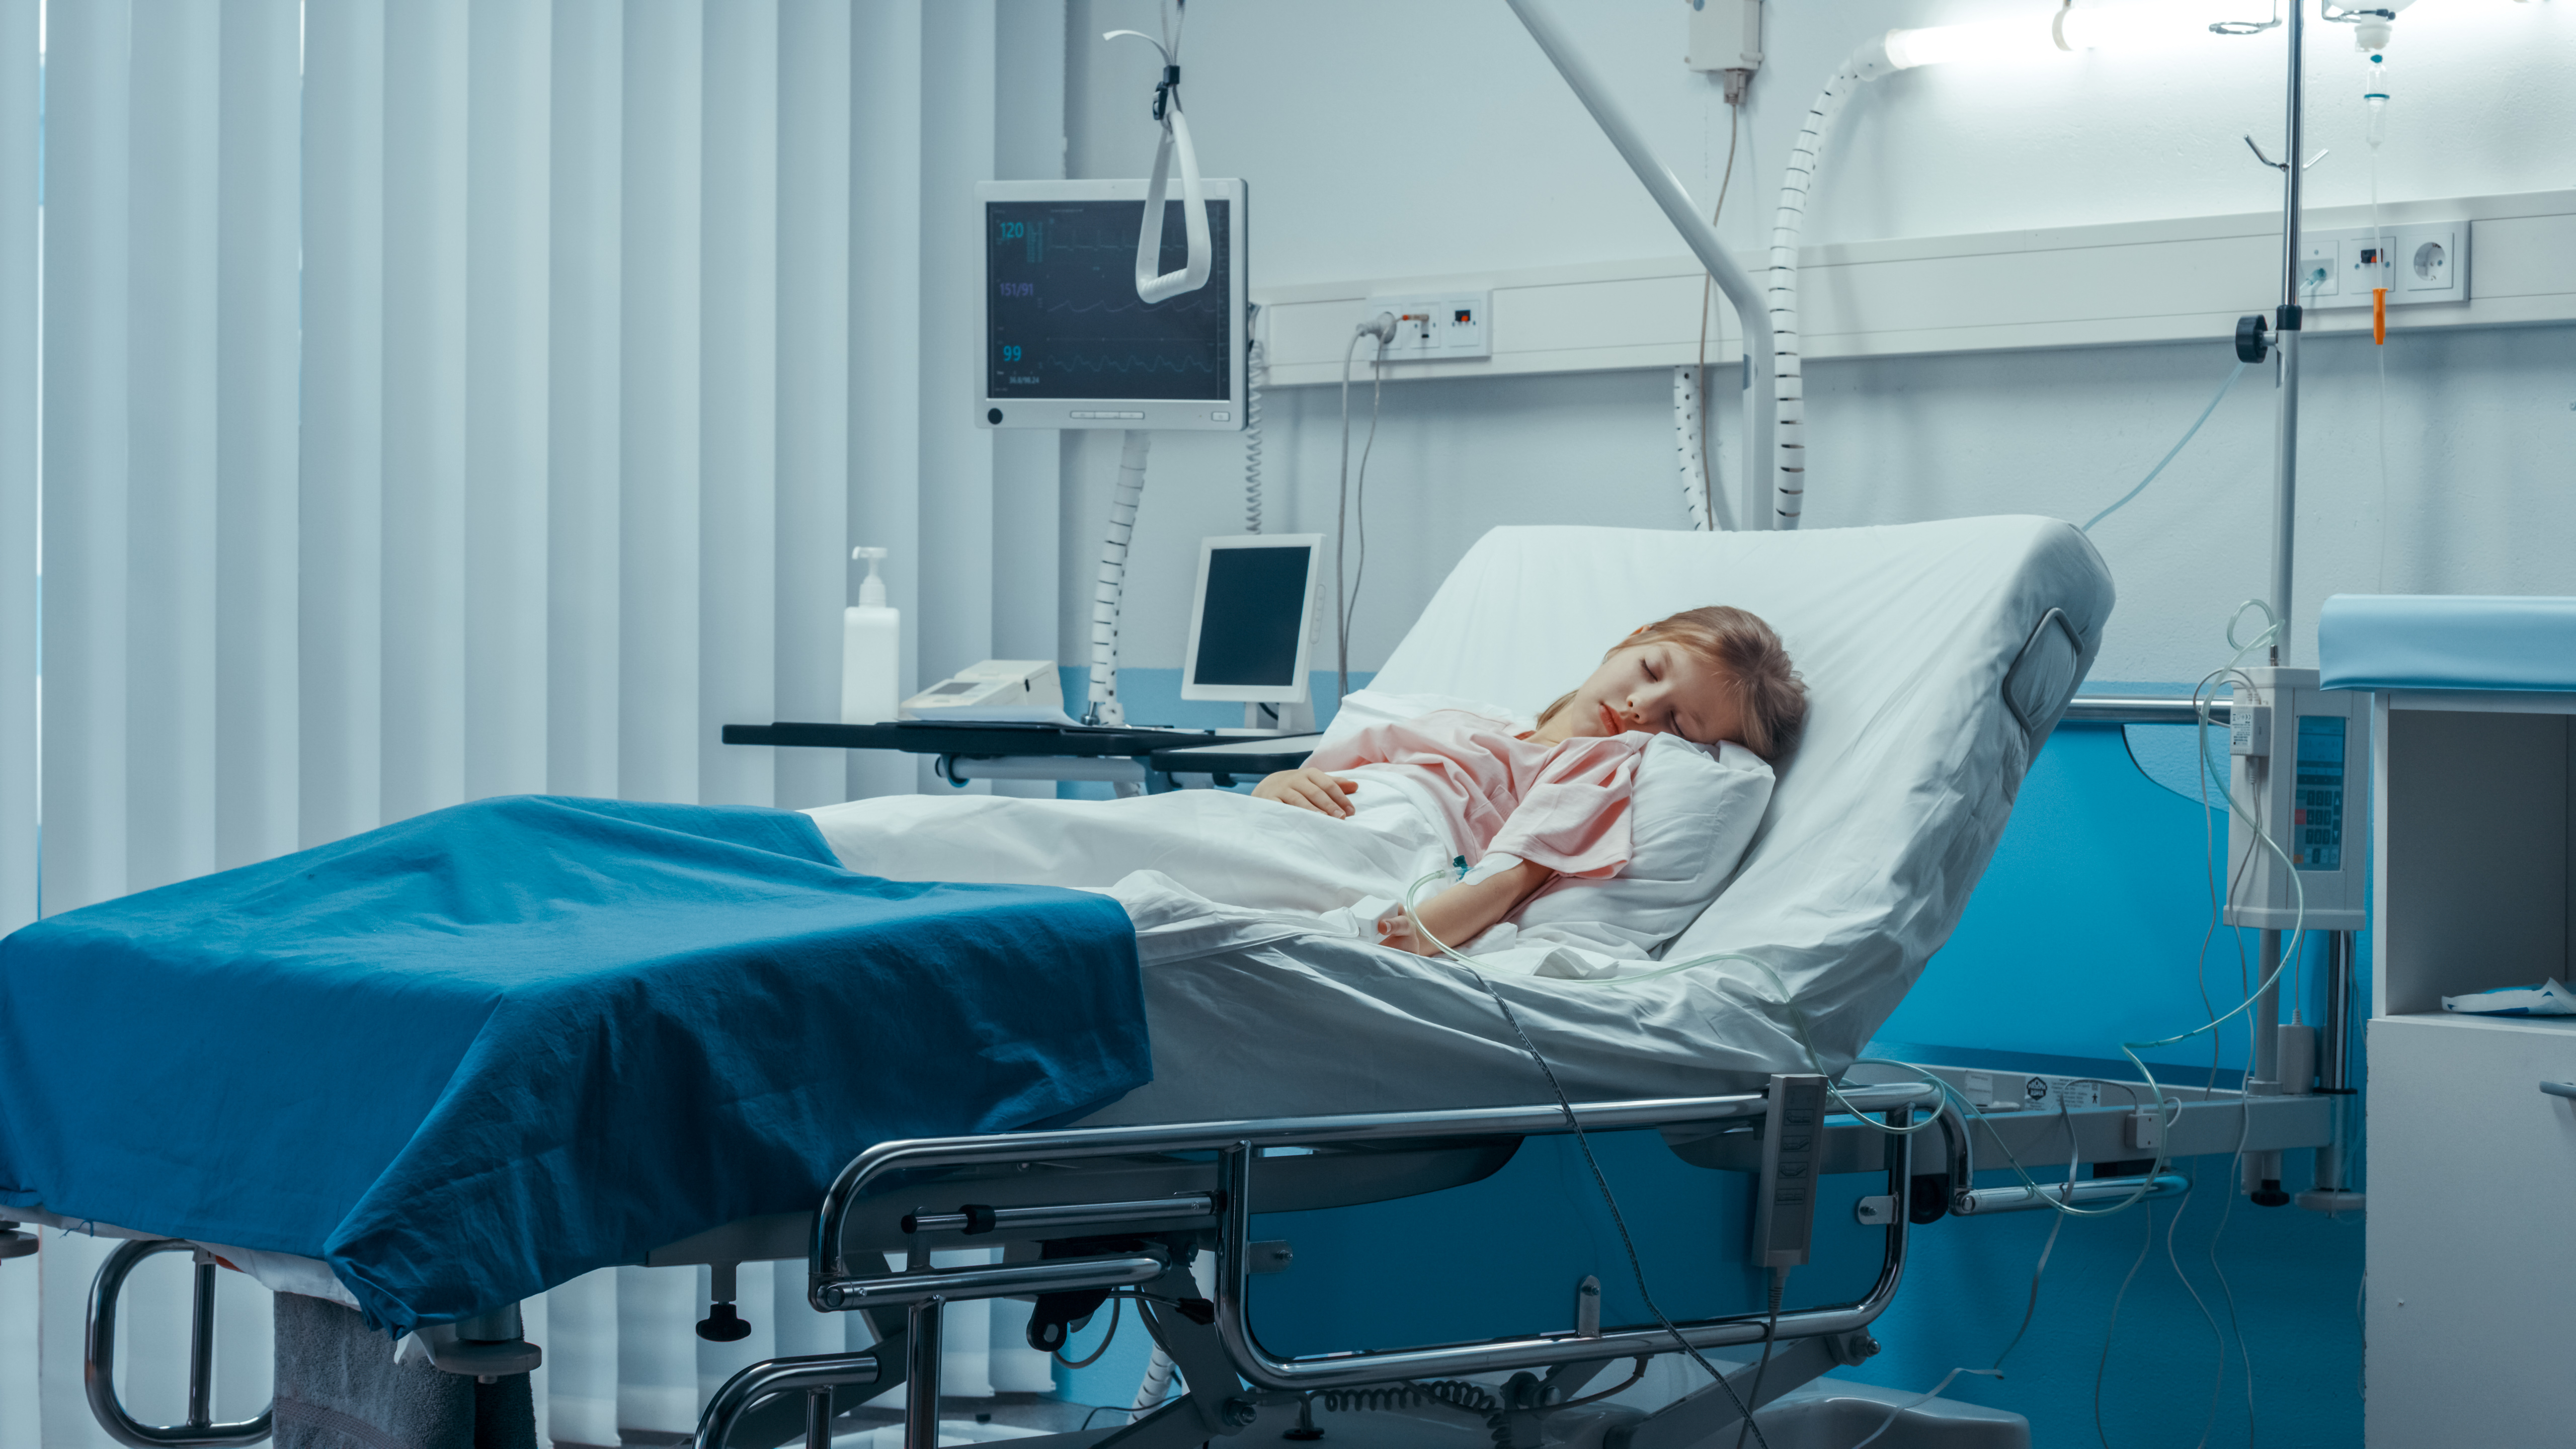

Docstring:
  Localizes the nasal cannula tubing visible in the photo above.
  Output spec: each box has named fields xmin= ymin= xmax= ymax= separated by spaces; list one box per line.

xmin=1394 ymin=599 xmax=2310 ymax=1219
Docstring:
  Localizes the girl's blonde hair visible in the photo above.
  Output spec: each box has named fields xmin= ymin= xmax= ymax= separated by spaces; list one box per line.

xmin=1537 ymin=605 xmax=1808 ymax=760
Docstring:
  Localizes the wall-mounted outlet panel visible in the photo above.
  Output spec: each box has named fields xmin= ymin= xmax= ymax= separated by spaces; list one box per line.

xmin=2300 ymin=220 xmax=2467 ymax=309
xmin=1363 ymin=292 xmax=1492 ymax=361
xmin=1686 ymin=0 xmax=1762 ymax=73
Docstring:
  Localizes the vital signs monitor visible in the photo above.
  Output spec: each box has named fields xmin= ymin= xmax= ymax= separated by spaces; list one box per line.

xmin=975 ymin=179 xmax=1248 ymax=432
xmin=1181 ymin=534 xmax=1321 ymax=704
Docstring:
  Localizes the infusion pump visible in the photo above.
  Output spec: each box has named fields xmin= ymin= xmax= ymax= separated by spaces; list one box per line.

xmin=2223 ymin=668 xmax=2368 ymax=931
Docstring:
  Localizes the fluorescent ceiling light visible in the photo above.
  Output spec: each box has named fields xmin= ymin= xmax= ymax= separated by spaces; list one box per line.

xmin=1883 ymin=2 xmax=2255 ymax=71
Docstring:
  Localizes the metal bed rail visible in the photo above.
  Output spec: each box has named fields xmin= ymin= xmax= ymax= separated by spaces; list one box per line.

xmin=692 ymin=1083 xmax=1937 ymax=1449
xmin=2061 ymin=694 xmax=2230 ymax=726
xmin=86 ymin=1240 xmax=273 ymax=1449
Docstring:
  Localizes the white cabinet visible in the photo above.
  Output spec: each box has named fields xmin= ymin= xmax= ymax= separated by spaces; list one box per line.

xmin=2365 ymin=1014 xmax=2576 ymax=1447
xmin=2366 ymin=691 xmax=2576 ymax=1446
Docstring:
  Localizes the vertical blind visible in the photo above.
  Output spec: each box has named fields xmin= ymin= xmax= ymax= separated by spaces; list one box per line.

xmin=0 ymin=1 xmax=1065 ymax=1443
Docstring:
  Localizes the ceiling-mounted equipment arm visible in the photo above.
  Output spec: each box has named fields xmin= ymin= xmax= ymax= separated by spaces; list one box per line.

xmin=1506 ymin=0 xmax=1778 ymax=530
xmin=1107 ymin=4 xmax=1213 ymax=305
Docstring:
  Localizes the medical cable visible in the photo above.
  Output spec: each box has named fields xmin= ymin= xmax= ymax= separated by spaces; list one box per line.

xmin=2368 ymin=92 xmax=2393 ymax=591
xmin=1347 ymin=348 xmax=1387 ymax=688
xmin=1554 ymin=1356 xmax=1653 ymax=1409
xmin=1243 ymin=330 xmax=1266 ymax=533
xmin=2079 ymin=359 xmax=2249 ymax=534
xmin=1731 ymin=1267 xmax=1789 ymax=1449
xmin=2163 ymin=1182 xmax=2229 ymax=1449
xmin=1674 ymin=367 xmax=1721 ymax=532
xmin=1334 ymin=318 xmax=1392 ymax=701
xmin=1128 ymin=1325 xmax=1176 ymax=1423
xmin=1686 ymin=101 xmax=1742 ymax=532
xmin=1765 ymin=42 xmax=1891 ymax=527
xmin=2091 ymin=1196 xmax=2159 ymax=1449
xmin=1845 ymin=1369 xmax=2004 ymax=1449
xmin=1394 ymin=869 xmax=1776 ymax=1449
xmin=1988 ymin=1100 xmax=2079 ymax=1373
xmin=1051 ymin=1294 xmax=1121 ymax=1369
xmin=2204 ymin=1113 xmax=2258 ymax=1445
xmin=1085 ymin=430 xmax=1152 ymax=725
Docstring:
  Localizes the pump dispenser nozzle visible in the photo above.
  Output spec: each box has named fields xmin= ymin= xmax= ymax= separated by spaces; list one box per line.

xmin=852 ymin=546 xmax=889 ymax=607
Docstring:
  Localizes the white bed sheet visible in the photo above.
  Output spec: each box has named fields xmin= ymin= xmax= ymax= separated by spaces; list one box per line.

xmin=811 ymin=516 xmax=2113 ymax=1122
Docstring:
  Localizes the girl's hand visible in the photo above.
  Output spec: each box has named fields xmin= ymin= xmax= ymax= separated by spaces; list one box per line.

xmin=1376 ymin=858 xmax=1556 ymax=957
xmin=1253 ymin=767 xmax=1359 ymax=818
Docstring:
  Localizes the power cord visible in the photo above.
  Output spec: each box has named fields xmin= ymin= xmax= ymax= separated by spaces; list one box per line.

xmin=1334 ymin=315 xmax=1392 ymax=701
xmin=1731 ymin=1266 xmax=1789 ymax=1449
xmin=1051 ymin=1294 xmax=1121 ymax=1370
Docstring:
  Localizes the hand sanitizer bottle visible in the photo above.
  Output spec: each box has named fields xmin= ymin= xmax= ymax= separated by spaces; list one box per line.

xmin=841 ymin=547 xmax=901 ymax=725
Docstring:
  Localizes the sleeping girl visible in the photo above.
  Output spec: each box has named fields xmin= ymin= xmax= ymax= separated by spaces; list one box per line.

xmin=800 ymin=605 xmax=1803 ymax=959
xmin=1252 ymin=605 xmax=1806 ymax=957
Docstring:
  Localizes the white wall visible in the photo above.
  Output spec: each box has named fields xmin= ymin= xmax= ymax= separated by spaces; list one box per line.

xmin=1050 ymin=0 xmax=2576 ymax=684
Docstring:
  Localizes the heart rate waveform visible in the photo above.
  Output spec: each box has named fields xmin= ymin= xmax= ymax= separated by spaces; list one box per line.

xmin=987 ymin=197 xmax=1234 ymax=401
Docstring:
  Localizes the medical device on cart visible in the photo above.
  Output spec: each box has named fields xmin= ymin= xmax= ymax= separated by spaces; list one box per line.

xmin=899 ymin=659 xmax=1066 ymax=721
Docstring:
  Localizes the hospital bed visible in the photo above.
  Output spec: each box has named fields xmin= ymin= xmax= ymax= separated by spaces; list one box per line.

xmin=13 ymin=517 xmax=2129 ymax=1449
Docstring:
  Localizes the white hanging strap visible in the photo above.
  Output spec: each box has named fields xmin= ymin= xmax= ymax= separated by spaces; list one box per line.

xmin=1105 ymin=4 xmax=1212 ymax=305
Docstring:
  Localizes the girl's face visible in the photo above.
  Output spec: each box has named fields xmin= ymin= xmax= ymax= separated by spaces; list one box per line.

xmin=1534 ymin=637 xmax=1745 ymax=747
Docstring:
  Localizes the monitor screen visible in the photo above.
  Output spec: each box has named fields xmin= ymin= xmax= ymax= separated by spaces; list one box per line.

xmin=985 ymin=197 xmax=1234 ymax=403
xmin=1191 ymin=543 xmax=1313 ymax=689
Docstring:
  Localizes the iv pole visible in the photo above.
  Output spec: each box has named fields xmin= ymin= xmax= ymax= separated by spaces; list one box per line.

xmin=2237 ymin=1 xmax=2310 ymax=665
xmin=2268 ymin=1 xmax=2307 ymax=668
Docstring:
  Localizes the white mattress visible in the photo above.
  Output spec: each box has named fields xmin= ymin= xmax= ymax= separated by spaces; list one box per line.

xmin=812 ymin=517 xmax=2113 ymax=1122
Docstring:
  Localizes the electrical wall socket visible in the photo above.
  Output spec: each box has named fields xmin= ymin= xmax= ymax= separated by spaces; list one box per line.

xmin=2398 ymin=225 xmax=2459 ymax=295
xmin=1362 ymin=292 xmax=1492 ymax=361
xmin=2298 ymin=220 xmax=2467 ymax=310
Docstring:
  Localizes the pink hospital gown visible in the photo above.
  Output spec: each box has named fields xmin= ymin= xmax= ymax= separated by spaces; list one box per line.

xmin=1303 ymin=709 xmax=1651 ymax=878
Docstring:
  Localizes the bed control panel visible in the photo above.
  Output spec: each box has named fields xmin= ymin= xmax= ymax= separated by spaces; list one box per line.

xmin=1752 ymin=1073 xmax=1828 ymax=1270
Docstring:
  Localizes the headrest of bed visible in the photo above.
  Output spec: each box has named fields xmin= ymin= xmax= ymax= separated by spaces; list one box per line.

xmin=1368 ymin=517 xmax=2116 ymax=1063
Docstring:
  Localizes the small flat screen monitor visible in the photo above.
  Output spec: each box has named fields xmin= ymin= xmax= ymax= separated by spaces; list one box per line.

xmin=1181 ymin=534 xmax=1322 ymax=704
xmin=975 ymin=179 xmax=1247 ymax=433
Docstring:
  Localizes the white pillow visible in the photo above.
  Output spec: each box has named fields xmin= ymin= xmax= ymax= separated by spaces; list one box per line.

xmin=1495 ymin=735 xmax=1775 ymax=959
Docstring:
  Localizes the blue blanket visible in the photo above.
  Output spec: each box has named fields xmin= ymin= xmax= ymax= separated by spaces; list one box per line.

xmin=0 ymin=796 xmax=1148 ymax=1334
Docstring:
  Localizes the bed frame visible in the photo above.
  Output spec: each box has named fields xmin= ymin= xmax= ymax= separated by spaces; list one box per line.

xmin=691 ymin=1079 xmax=1938 ymax=1449
xmin=62 ymin=1050 xmax=2351 ymax=1449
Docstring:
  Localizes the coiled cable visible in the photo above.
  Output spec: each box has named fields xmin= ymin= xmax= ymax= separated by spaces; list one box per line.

xmin=1765 ymin=46 xmax=1881 ymax=528
xmin=1085 ymin=430 xmax=1150 ymax=724
xmin=1127 ymin=1342 xmax=1174 ymax=1423
xmin=1319 ymin=1380 xmax=1499 ymax=1415
xmin=1243 ymin=334 xmax=1266 ymax=533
